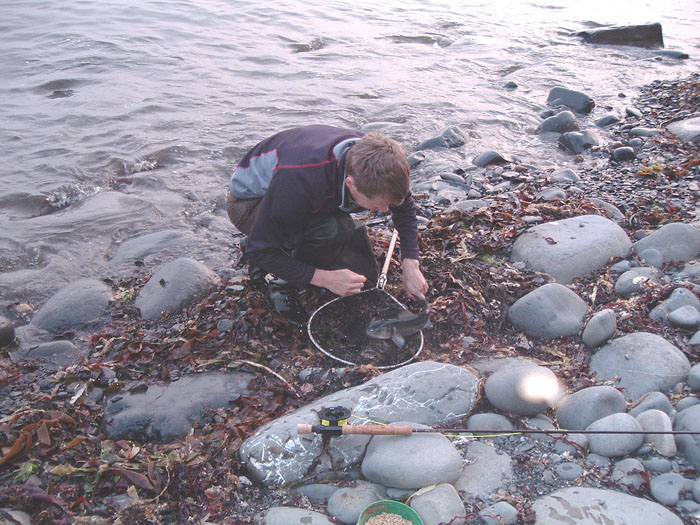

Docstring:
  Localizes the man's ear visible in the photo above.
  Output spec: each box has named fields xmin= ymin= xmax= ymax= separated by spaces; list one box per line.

xmin=345 ymin=175 xmax=356 ymax=191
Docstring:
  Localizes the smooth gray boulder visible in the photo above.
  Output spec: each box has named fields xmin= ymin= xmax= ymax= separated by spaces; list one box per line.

xmin=633 ymin=222 xmax=700 ymax=263
xmin=135 ymin=257 xmax=220 ymax=320
xmin=582 ymin=309 xmax=616 ymax=348
xmin=485 ymin=363 xmax=562 ymax=415
xmin=263 ymin=507 xmax=334 ymax=525
xmin=650 ymin=473 xmax=687 ymax=506
xmin=327 ymin=483 xmax=384 ymax=525
xmin=455 ymin=441 xmax=513 ymax=500
xmin=587 ymin=197 xmax=625 ymax=223
xmin=409 ymin=483 xmax=466 ymax=525
xmin=104 ymin=371 xmax=253 ymax=442
xmin=511 ymin=215 xmax=631 ymax=283
xmin=667 ymin=116 xmax=700 ymax=142
xmin=638 ymin=248 xmax=664 ymax=268
xmin=109 ymin=229 xmax=201 ymax=273
xmin=550 ymin=168 xmax=580 ymax=183
xmin=479 ymin=501 xmax=518 ymax=525
xmin=636 ymin=409 xmax=676 ymax=456
xmin=467 ymin=413 xmax=513 ymax=432
xmin=629 ymin=392 xmax=673 ymax=417
xmin=361 ymin=422 xmax=463 ymax=489
xmin=612 ymin=146 xmax=635 ymax=162
xmin=12 ymin=340 xmax=83 ymax=369
xmin=577 ymin=23 xmax=664 ymax=48
xmin=649 ymin=287 xmax=700 ymax=324
xmin=614 ymin=267 xmax=660 ymax=297
xmin=689 ymin=364 xmax=700 ymax=390
xmin=555 ymin=386 xmax=626 ymax=430
xmin=589 ymin=332 xmax=691 ymax=400
xmin=532 ymin=487 xmax=682 ymax=524
xmin=546 ymin=87 xmax=595 ymax=114
xmin=587 ymin=414 xmax=644 ymax=457
xmin=30 ymin=278 xmax=112 ymax=332
xmin=668 ymin=305 xmax=700 ymax=329
xmin=536 ymin=111 xmax=579 ymax=134
xmin=508 ymin=283 xmax=588 ymax=339
xmin=675 ymin=404 xmax=700 ymax=469
xmin=611 ymin=458 xmax=646 ymax=492
xmin=558 ymin=130 xmax=599 ymax=154
xmin=472 ymin=150 xmax=509 ymax=167
xmin=240 ymin=361 xmax=479 ymax=487
xmin=417 ymin=126 xmax=467 ymax=150
xmin=595 ymin=114 xmax=621 ymax=128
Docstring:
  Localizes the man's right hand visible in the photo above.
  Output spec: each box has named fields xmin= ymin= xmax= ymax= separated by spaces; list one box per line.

xmin=310 ymin=268 xmax=366 ymax=296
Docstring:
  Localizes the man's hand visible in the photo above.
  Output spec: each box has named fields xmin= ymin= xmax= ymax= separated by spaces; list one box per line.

xmin=401 ymin=258 xmax=428 ymax=300
xmin=311 ymin=268 xmax=366 ymax=297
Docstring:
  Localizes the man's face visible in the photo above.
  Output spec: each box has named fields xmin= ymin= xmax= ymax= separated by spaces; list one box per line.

xmin=346 ymin=176 xmax=400 ymax=213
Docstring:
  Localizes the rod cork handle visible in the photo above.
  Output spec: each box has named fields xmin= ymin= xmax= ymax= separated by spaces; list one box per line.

xmin=297 ymin=424 xmax=413 ymax=436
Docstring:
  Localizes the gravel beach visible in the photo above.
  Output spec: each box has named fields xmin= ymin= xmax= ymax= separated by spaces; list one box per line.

xmin=1 ymin=73 xmax=699 ymax=524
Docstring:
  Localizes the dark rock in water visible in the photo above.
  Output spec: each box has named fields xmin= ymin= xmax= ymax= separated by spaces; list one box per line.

xmin=577 ymin=23 xmax=664 ymax=48
xmin=407 ymin=151 xmax=426 ymax=168
xmin=472 ymin=150 xmax=510 ymax=167
xmin=558 ymin=130 xmax=599 ymax=154
xmin=595 ymin=114 xmax=621 ymax=128
xmin=536 ymin=110 xmax=579 ymax=134
xmin=504 ymin=81 xmax=518 ymax=90
xmin=104 ymin=371 xmax=254 ymax=442
xmin=546 ymin=87 xmax=595 ymax=114
xmin=612 ymin=146 xmax=636 ymax=161
xmin=416 ymin=126 xmax=468 ymax=150
xmin=0 ymin=316 xmax=15 ymax=347
xmin=31 ymin=278 xmax=113 ymax=333
xmin=651 ymin=49 xmax=689 ymax=59
xmin=14 ymin=340 xmax=84 ymax=370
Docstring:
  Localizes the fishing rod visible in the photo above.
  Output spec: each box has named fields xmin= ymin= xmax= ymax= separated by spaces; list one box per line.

xmin=296 ymin=406 xmax=700 ymax=437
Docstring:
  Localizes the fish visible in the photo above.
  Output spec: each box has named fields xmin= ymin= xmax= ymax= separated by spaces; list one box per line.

xmin=365 ymin=298 xmax=431 ymax=349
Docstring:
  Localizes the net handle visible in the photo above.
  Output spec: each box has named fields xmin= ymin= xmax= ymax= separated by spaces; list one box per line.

xmin=377 ymin=230 xmax=399 ymax=289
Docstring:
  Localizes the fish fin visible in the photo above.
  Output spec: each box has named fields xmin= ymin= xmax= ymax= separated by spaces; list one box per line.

xmin=397 ymin=309 xmax=414 ymax=320
xmin=392 ymin=334 xmax=405 ymax=348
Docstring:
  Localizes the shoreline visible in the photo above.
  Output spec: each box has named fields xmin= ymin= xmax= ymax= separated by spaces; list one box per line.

xmin=0 ymin=73 xmax=699 ymax=524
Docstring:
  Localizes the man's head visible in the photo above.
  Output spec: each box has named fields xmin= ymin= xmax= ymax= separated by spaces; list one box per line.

xmin=345 ymin=132 xmax=410 ymax=212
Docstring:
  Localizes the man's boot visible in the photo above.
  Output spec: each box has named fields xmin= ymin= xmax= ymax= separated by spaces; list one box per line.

xmin=266 ymin=279 xmax=307 ymax=327
xmin=248 ymin=264 xmax=268 ymax=291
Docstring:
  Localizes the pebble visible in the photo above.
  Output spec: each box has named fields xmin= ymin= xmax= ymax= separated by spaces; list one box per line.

xmin=630 ymin=392 xmax=673 ymax=417
xmin=668 ymin=305 xmax=700 ymax=329
xmin=637 ymin=248 xmax=664 ymax=268
xmin=635 ymin=409 xmax=676 ymax=456
xmin=327 ymin=483 xmax=384 ymax=525
xmin=642 ymin=457 xmax=673 ymax=473
xmin=676 ymin=396 xmax=700 ymax=411
xmin=553 ymin=433 xmax=588 ymax=456
xmin=555 ymin=462 xmax=583 ymax=480
xmin=612 ymin=146 xmax=635 ymax=161
xmin=611 ymin=458 xmax=646 ymax=492
xmin=586 ymin=413 xmax=644 ymax=457
xmin=409 ymin=483 xmax=466 ymax=525
xmin=479 ymin=501 xmax=518 ymax=525
xmin=555 ymin=385 xmax=627 ymax=430
xmin=650 ymin=473 xmax=687 ymax=506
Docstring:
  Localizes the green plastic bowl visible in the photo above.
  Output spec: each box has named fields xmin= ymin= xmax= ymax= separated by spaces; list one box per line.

xmin=357 ymin=500 xmax=424 ymax=525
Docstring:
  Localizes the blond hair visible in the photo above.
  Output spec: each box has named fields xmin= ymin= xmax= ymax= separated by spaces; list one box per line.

xmin=345 ymin=132 xmax=410 ymax=205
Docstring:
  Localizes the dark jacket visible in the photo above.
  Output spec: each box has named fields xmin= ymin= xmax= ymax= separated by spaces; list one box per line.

xmin=229 ymin=125 xmax=419 ymax=288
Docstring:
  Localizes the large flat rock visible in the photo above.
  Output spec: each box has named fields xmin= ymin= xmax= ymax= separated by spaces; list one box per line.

xmin=532 ymin=487 xmax=682 ymax=524
xmin=239 ymin=361 xmax=480 ymax=487
xmin=511 ymin=215 xmax=631 ymax=283
xmin=104 ymin=371 xmax=253 ymax=442
xmin=589 ymin=332 xmax=690 ymax=401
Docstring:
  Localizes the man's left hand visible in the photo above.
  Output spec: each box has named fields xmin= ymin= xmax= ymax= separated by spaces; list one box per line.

xmin=401 ymin=258 xmax=428 ymax=300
